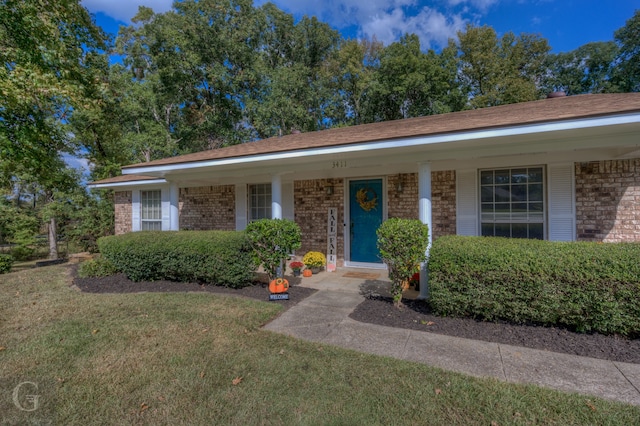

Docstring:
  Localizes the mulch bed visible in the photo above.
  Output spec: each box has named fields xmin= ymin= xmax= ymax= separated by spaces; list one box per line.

xmin=71 ymin=266 xmax=640 ymax=364
xmin=350 ymin=294 xmax=640 ymax=364
xmin=71 ymin=267 xmax=317 ymax=311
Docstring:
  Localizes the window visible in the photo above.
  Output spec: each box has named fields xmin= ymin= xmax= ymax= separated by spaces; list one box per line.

xmin=141 ymin=190 xmax=162 ymax=230
xmin=480 ymin=167 xmax=544 ymax=239
xmin=249 ymin=184 xmax=271 ymax=221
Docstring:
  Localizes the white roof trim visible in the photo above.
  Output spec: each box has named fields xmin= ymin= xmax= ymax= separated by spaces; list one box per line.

xmin=122 ymin=112 xmax=640 ymax=176
xmin=88 ymin=178 xmax=167 ymax=189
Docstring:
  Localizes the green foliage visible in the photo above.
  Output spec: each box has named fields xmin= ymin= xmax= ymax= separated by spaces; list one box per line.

xmin=9 ymin=245 xmax=35 ymax=262
xmin=98 ymin=231 xmax=256 ymax=288
xmin=245 ymin=219 xmax=302 ymax=280
xmin=614 ymin=9 xmax=640 ymax=92
xmin=0 ymin=253 xmax=13 ymax=274
xmin=543 ymin=42 xmax=620 ymax=95
xmin=77 ymin=256 xmax=118 ymax=278
xmin=377 ymin=218 xmax=430 ymax=307
xmin=457 ymin=24 xmax=550 ymax=107
xmin=429 ymin=236 xmax=640 ymax=336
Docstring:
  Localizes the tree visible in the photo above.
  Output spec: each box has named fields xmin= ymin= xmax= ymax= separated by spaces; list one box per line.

xmin=457 ymin=25 xmax=550 ymax=108
xmin=543 ymin=42 xmax=619 ymax=95
xmin=369 ymin=34 xmax=465 ymax=121
xmin=324 ymin=38 xmax=382 ymax=126
xmin=1 ymin=0 xmax=107 ymax=259
xmin=0 ymin=0 xmax=107 ymax=183
xmin=614 ymin=9 xmax=640 ymax=92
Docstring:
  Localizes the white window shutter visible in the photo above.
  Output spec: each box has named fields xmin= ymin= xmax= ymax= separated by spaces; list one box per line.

xmin=282 ymin=182 xmax=294 ymax=221
xmin=548 ymin=164 xmax=575 ymax=241
xmin=456 ymin=169 xmax=478 ymax=236
xmin=235 ymin=185 xmax=248 ymax=230
xmin=132 ymin=190 xmax=141 ymax=232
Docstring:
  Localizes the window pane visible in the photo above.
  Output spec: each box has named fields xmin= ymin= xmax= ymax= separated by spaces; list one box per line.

xmin=480 ymin=171 xmax=493 ymax=184
xmin=481 ymin=186 xmax=494 ymax=203
xmin=495 ymin=170 xmax=510 ymax=184
xmin=481 ymin=223 xmax=494 ymax=236
xmin=512 ymin=203 xmax=527 ymax=213
xmin=495 ymin=223 xmax=511 ymax=237
xmin=511 ymin=185 xmax=527 ymax=202
xmin=512 ymin=223 xmax=528 ymax=238
xmin=495 ymin=185 xmax=510 ymax=202
xmin=511 ymin=169 xmax=528 ymax=183
xmin=529 ymin=223 xmax=544 ymax=240
xmin=529 ymin=184 xmax=543 ymax=201
xmin=528 ymin=168 xmax=543 ymax=183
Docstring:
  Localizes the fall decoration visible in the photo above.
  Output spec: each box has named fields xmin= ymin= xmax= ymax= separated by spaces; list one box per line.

xmin=302 ymin=269 xmax=313 ymax=277
xmin=302 ymin=251 xmax=326 ymax=268
xmin=269 ymin=277 xmax=289 ymax=294
xmin=356 ymin=187 xmax=378 ymax=211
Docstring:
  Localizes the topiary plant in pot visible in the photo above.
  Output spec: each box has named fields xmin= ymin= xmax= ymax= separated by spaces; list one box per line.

xmin=245 ymin=219 xmax=302 ymax=281
xmin=377 ymin=218 xmax=429 ymax=308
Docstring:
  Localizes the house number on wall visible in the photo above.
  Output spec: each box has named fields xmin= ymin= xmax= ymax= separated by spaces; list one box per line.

xmin=332 ymin=161 xmax=347 ymax=168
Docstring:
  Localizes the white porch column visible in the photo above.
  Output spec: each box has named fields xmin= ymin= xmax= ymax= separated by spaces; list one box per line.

xmin=271 ymin=174 xmax=283 ymax=219
xmin=169 ymin=183 xmax=179 ymax=231
xmin=418 ymin=162 xmax=432 ymax=300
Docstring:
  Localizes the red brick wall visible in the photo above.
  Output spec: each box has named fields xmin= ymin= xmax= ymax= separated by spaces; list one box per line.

xmin=432 ymin=170 xmax=457 ymax=238
xmin=114 ymin=191 xmax=132 ymax=235
xmin=179 ymin=185 xmax=235 ymax=231
xmin=576 ymin=159 xmax=640 ymax=242
xmin=387 ymin=171 xmax=456 ymax=238
xmin=294 ymin=178 xmax=345 ymax=264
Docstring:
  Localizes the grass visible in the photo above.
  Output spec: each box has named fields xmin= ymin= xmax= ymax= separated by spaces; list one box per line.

xmin=1 ymin=266 xmax=639 ymax=425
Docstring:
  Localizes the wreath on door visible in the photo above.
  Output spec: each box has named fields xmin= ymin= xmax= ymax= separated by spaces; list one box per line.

xmin=356 ymin=187 xmax=378 ymax=212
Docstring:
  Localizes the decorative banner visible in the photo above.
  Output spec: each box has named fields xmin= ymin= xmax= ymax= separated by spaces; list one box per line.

xmin=327 ymin=208 xmax=338 ymax=272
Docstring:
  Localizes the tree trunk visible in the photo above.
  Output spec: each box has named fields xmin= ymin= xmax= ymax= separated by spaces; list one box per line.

xmin=48 ymin=217 xmax=58 ymax=260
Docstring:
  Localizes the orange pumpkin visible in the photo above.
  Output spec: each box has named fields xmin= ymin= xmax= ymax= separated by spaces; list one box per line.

xmin=302 ymin=269 xmax=313 ymax=277
xmin=269 ymin=278 xmax=289 ymax=294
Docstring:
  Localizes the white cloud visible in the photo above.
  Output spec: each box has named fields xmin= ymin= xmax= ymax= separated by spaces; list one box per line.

xmin=362 ymin=7 xmax=466 ymax=48
xmin=62 ymin=153 xmax=92 ymax=178
xmin=81 ymin=0 xmax=173 ymax=23
xmin=255 ymin=0 xmax=468 ymax=49
xmin=447 ymin=0 xmax=499 ymax=10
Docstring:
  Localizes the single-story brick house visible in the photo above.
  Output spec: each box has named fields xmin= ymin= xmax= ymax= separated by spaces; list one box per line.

xmin=91 ymin=93 xmax=640 ymax=293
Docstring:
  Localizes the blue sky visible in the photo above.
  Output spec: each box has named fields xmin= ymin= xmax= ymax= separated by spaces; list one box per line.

xmin=82 ymin=0 xmax=639 ymax=53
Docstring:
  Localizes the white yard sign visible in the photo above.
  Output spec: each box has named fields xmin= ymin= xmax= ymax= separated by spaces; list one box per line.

xmin=327 ymin=208 xmax=338 ymax=271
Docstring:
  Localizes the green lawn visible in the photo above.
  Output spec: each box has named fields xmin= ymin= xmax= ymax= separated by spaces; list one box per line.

xmin=1 ymin=266 xmax=639 ymax=425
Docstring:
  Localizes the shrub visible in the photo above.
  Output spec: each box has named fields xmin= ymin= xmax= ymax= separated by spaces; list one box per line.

xmin=377 ymin=218 xmax=430 ymax=307
xmin=245 ymin=219 xmax=301 ymax=280
xmin=429 ymin=236 xmax=640 ymax=337
xmin=97 ymin=231 xmax=256 ymax=288
xmin=302 ymin=251 xmax=326 ymax=268
xmin=0 ymin=254 xmax=13 ymax=274
xmin=10 ymin=245 xmax=34 ymax=261
xmin=77 ymin=256 xmax=118 ymax=278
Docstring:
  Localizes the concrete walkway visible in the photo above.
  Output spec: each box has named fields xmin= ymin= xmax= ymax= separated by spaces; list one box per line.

xmin=263 ymin=269 xmax=640 ymax=406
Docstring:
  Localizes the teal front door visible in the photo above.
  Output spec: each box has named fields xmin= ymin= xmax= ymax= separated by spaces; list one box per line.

xmin=349 ymin=179 xmax=383 ymax=263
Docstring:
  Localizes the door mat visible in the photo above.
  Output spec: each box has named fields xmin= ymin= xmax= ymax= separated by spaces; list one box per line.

xmin=342 ymin=272 xmax=380 ymax=280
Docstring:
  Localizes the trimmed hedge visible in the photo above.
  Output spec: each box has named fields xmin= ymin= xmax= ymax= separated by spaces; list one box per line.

xmin=0 ymin=253 xmax=13 ymax=274
xmin=97 ymin=231 xmax=257 ymax=288
xmin=429 ymin=236 xmax=640 ymax=337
